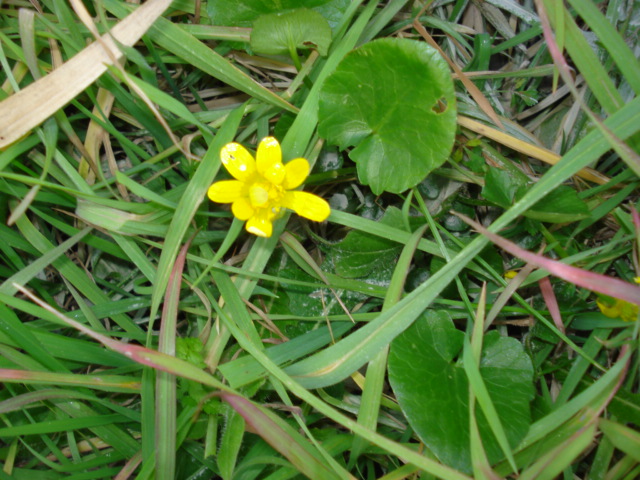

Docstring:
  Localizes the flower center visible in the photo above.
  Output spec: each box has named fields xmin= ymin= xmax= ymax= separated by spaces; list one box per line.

xmin=249 ymin=182 xmax=283 ymax=208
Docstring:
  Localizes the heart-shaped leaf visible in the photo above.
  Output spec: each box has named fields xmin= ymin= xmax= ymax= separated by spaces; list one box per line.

xmin=482 ymin=168 xmax=526 ymax=208
xmin=250 ymin=9 xmax=332 ymax=56
xmin=388 ymin=311 xmax=534 ymax=472
xmin=318 ymin=38 xmax=457 ymax=194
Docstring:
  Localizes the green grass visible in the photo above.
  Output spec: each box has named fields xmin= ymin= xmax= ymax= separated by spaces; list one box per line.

xmin=1 ymin=1 xmax=639 ymax=479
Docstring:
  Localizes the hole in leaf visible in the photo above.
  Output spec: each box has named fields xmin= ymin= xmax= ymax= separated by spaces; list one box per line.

xmin=431 ymin=97 xmax=448 ymax=114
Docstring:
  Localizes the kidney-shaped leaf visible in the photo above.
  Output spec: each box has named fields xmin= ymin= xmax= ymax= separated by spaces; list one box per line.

xmin=318 ymin=38 xmax=457 ymax=194
xmin=250 ymin=9 xmax=332 ymax=56
xmin=388 ymin=311 xmax=534 ymax=473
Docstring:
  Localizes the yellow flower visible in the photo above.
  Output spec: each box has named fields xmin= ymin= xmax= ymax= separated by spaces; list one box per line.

xmin=596 ymin=276 xmax=640 ymax=322
xmin=504 ymin=270 xmax=519 ymax=280
xmin=596 ymin=296 xmax=639 ymax=322
xmin=207 ymin=137 xmax=330 ymax=237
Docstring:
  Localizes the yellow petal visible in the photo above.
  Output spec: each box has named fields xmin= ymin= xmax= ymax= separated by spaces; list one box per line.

xmin=504 ymin=270 xmax=519 ymax=279
xmin=282 ymin=191 xmax=330 ymax=222
xmin=232 ymin=197 xmax=254 ymax=220
xmin=220 ymin=142 xmax=256 ymax=181
xmin=246 ymin=210 xmax=274 ymax=237
xmin=619 ymin=301 xmax=639 ymax=322
xmin=207 ymin=180 xmax=244 ymax=203
xmin=283 ymin=158 xmax=310 ymax=189
xmin=597 ymin=298 xmax=619 ymax=318
xmin=256 ymin=137 xmax=285 ymax=184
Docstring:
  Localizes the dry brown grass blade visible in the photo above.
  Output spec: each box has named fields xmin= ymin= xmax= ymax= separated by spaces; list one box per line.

xmin=412 ymin=19 xmax=505 ymax=130
xmin=457 ymin=115 xmax=610 ymax=185
xmin=0 ymin=0 xmax=173 ymax=149
xmin=79 ymin=87 xmax=116 ymax=183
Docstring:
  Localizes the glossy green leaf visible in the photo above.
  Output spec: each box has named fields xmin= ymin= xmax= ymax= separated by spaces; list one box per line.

xmin=207 ymin=0 xmax=334 ymax=26
xmin=482 ymin=168 xmax=525 ymax=208
xmin=483 ymin=170 xmax=590 ymax=223
xmin=388 ymin=311 xmax=534 ymax=473
xmin=525 ymin=186 xmax=590 ymax=223
xmin=250 ymin=9 xmax=332 ymax=56
xmin=318 ymin=38 xmax=457 ymax=194
xmin=326 ymin=207 xmax=404 ymax=278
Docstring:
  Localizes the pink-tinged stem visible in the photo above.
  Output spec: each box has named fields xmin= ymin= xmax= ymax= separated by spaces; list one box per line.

xmin=538 ymin=277 xmax=565 ymax=334
xmin=632 ymin=208 xmax=640 ymax=231
xmin=219 ymin=392 xmax=340 ymax=479
xmin=454 ymin=213 xmax=640 ymax=306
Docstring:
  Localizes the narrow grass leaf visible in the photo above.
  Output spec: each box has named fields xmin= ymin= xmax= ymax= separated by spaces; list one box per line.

xmin=111 ymin=234 xmax=156 ymax=282
xmin=13 ymin=284 xmax=228 ymax=391
xmin=518 ymin=421 xmax=597 ymax=480
xmin=76 ymin=199 xmax=170 ymax=237
xmin=463 ymin=336 xmax=518 ymax=472
xmin=0 ymin=303 xmax=67 ymax=373
xmin=217 ymin=409 xmax=244 ymax=479
xmin=351 ymin=225 xmax=427 ymax=465
xmin=538 ymin=276 xmax=564 ymax=334
xmin=599 ymin=418 xmax=640 ymax=462
xmin=114 ymin=171 xmax=177 ymax=208
xmin=124 ymin=74 xmax=213 ymax=138
xmin=0 ymin=415 xmax=129 ymax=437
xmin=0 ymin=389 xmax=134 ymax=416
xmin=469 ymin=395 xmax=501 ymax=480
xmin=18 ymin=8 xmax=41 ymax=80
xmin=553 ymin=329 xmax=611 ymax=407
xmin=0 ymin=227 xmax=90 ymax=296
xmin=468 ymin=287 xmax=501 ymax=480
xmin=210 ymin=269 xmax=264 ymax=348
xmin=219 ymin=323 xmax=354 ymax=389
xmin=155 ymin=238 xmax=192 ymax=480
xmin=0 ymin=369 xmax=139 ymax=393
xmin=566 ymin=0 xmax=640 ymax=95
xmin=519 ymin=349 xmax=630 ymax=450
xmin=541 ymin=0 xmax=623 ymax=114
xmin=330 ymin=210 xmax=447 ymax=258
xmin=150 ymin=106 xmax=244 ymax=326
xmin=220 ymin=393 xmax=343 ymax=480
